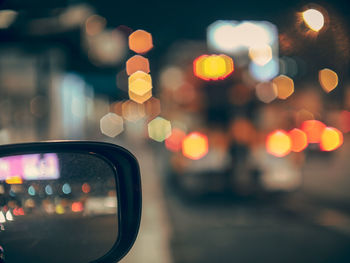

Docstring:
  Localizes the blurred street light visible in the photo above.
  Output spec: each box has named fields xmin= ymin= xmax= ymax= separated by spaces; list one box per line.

xmin=148 ymin=117 xmax=172 ymax=142
xmin=319 ymin=68 xmax=338 ymax=93
xmin=0 ymin=10 xmax=18 ymax=29
xmin=266 ymin=130 xmax=292 ymax=157
xmin=302 ymin=9 xmax=325 ymax=32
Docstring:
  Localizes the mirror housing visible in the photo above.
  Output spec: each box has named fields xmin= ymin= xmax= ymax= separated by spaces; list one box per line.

xmin=0 ymin=141 xmax=142 ymax=263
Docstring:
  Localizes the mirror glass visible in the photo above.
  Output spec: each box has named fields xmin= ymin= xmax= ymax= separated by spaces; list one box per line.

xmin=0 ymin=152 xmax=118 ymax=263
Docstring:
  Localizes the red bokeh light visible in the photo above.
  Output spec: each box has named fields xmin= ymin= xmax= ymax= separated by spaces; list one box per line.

xmin=301 ymin=120 xmax=326 ymax=143
xmin=165 ymin=128 xmax=186 ymax=152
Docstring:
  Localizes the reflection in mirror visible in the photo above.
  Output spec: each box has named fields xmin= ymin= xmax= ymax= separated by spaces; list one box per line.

xmin=0 ymin=152 xmax=118 ymax=263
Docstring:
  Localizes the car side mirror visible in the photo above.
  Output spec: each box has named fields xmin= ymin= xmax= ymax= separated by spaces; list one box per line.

xmin=0 ymin=141 xmax=141 ymax=263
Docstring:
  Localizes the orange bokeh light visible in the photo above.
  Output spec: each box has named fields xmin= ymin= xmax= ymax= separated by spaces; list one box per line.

xmin=266 ymin=130 xmax=292 ymax=157
xmin=289 ymin=128 xmax=308 ymax=152
xmin=128 ymin=29 xmax=153 ymax=54
xmin=126 ymin=55 xmax=150 ymax=76
xmin=301 ymin=120 xmax=326 ymax=143
xmin=182 ymin=132 xmax=209 ymax=160
xmin=165 ymin=128 xmax=186 ymax=152
xmin=320 ymin=127 xmax=343 ymax=151
xmin=72 ymin=202 xmax=84 ymax=213
xmin=193 ymin=54 xmax=234 ymax=81
xmin=5 ymin=176 xmax=23 ymax=185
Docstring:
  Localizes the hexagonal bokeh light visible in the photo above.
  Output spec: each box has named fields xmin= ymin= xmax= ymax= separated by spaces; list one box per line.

xmin=126 ymin=55 xmax=150 ymax=76
xmin=194 ymin=54 xmax=234 ymax=81
xmin=273 ymin=75 xmax=294 ymax=99
xmin=289 ymin=128 xmax=308 ymax=152
xmin=148 ymin=117 xmax=172 ymax=142
xmin=128 ymin=29 xmax=153 ymax=54
xmin=144 ymin=97 xmax=161 ymax=120
xmin=128 ymin=71 xmax=153 ymax=104
xmin=100 ymin=112 xmax=124 ymax=137
xmin=182 ymin=132 xmax=209 ymax=160
xmin=255 ymin=82 xmax=277 ymax=103
xmin=266 ymin=130 xmax=292 ymax=157
xmin=320 ymin=127 xmax=343 ymax=151
xmin=122 ymin=100 xmax=145 ymax=122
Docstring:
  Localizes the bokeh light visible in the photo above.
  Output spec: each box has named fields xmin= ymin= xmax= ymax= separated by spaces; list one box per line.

xmin=72 ymin=202 xmax=84 ymax=213
xmin=87 ymin=29 xmax=127 ymax=65
xmin=289 ymin=128 xmax=308 ymax=152
xmin=85 ymin=14 xmax=106 ymax=36
xmin=122 ymin=100 xmax=146 ymax=122
xmin=207 ymin=20 xmax=277 ymax=54
xmin=320 ymin=127 xmax=343 ymax=151
xmin=0 ymin=10 xmax=18 ymax=29
xmin=128 ymin=71 xmax=153 ymax=104
xmin=144 ymin=97 xmax=161 ymax=120
xmin=62 ymin=183 xmax=72 ymax=194
xmin=148 ymin=117 xmax=172 ymax=142
xmin=182 ymin=132 xmax=209 ymax=160
xmin=82 ymin=183 xmax=91 ymax=194
xmin=255 ymin=82 xmax=278 ymax=103
xmin=100 ymin=112 xmax=124 ymax=137
xmin=249 ymin=44 xmax=273 ymax=66
xmin=160 ymin=66 xmax=184 ymax=90
xmin=5 ymin=176 xmax=22 ymax=185
xmin=126 ymin=55 xmax=150 ymax=76
xmin=302 ymin=9 xmax=325 ymax=32
xmin=266 ymin=130 xmax=292 ymax=157
xmin=319 ymin=68 xmax=338 ymax=93
xmin=165 ymin=128 xmax=186 ymax=152
xmin=249 ymin=59 xmax=279 ymax=81
xmin=128 ymin=29 xmax=153 ymax=54
xmin=273 ymin=75 xmax=294 ymax=99
xmin=301 ymin=120 xmax=326 ymax=143
xmin=194 ymin=54 xmax=234 ymax=81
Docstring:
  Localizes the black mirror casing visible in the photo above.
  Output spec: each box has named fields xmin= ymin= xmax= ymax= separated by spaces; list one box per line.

xmin=0 ymin=141 xmax=142 ymax=263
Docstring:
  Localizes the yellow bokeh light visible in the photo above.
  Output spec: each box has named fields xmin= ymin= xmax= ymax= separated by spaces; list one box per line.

xmin=248 ymin=44 xmax=273 ymax=66
xmin=203 ymin=55 xmax=227 ymax=78
xmin=129 ymin=71 xmax=152 ymax=84
xmin=273 ymin=75 xmax=294 ymax=99
xmin=302 ymin=9 xmax=324 ymax=32
xmin=129 ymin=79 xmax=152 ymax=104
xmin=128 ymin=29 xmax=153 ymax=54
xmin=128 ymin=71 xmax=153 ymax=104
xmin=182 ymin=132 xmax=209 ymax=160
xmin=194 ymin=54 xmax=234 ymax=81
xmin=126 ymin=55 xmax=150 ymax=76
xmin=319 ymin=68 xmax=338 ymax=93
xmin=266 ymin=130 xmax=292 ymax=157
xmin=320 ymin=127 xmax=343 ymax=151
xmin=148 ymin=117 xmax=172 ymax=142
xmin=5 ymin=176 xmax=23 ymax=185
